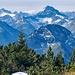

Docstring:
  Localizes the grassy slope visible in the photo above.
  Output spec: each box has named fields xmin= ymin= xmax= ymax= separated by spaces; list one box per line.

xmin=64 ymin=72 xmax=75 ymax=75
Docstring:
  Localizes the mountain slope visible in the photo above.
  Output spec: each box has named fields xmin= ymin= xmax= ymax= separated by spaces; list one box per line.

xmin=27 ymin=24 xmax=75 ymax=63
xmin=0 ymin=21 xmax=19 ymax=45
xmin=0 ymin=6 xmax=75 ymax=63
xmin=0 ymin=11 xmax=42 ymax=35
xmin=37 ymin=6 xmax=66 ymax=17
xmin=0 ymin=6 xmax=75 ymax=37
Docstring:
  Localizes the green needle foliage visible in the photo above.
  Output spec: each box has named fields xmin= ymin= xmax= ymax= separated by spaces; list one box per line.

xmin=0 ymin=29 xmax=75 ymax=75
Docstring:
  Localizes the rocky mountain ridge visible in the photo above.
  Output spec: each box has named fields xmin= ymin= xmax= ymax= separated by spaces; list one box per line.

xmin=0 ymin=6 xmax=75 ymax=63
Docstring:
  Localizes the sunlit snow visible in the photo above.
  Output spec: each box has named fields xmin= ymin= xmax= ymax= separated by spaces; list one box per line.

xmin=0 ymin=12 xmax=15 ymax=17
xmin=9 ymin=14 xmax=15 ymax=17
xmin=0 ymin=12 xmax=7 ymax=16
xmin=56 ymin=14 xmax=64 ymax=19
xmin=54 ymin=19 xmax=61 ymax=23
xmin=39 ymin=18 xmax=52 ymax=24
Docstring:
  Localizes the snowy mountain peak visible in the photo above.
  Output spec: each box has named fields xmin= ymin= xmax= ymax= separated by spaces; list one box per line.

xmin=44 ymin=6 xmax=58 ymax=12
xmin=0 ymin=8 xmax=15 ymax=17
xmin=37 ymin=5 xmax=66 ymax=19
xmin=0 ymin=8 xmax=11 ymax=13
xmin=0 ymin=6 xmax=75 ymax=63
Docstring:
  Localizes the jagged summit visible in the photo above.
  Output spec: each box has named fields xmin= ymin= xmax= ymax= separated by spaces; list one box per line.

xmin=37 ymin=5 xmax=66 ymax=17
xmin=0 ymin=8 xmax=11 ymax=13
xmin=44 ymin=6 xmax=58 ymax=13
xmin=0 ymin=6 xmax=75 ymax=63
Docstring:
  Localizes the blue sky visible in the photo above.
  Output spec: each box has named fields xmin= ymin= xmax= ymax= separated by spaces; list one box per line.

xmin=0 ymin=0 xmax=75 ymax=12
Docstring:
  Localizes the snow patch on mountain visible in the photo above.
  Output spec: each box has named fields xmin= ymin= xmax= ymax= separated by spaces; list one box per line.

xmin=24 ymin=10 xmax=37 ymax=14
xmin=9 ymin=14 xmax=15 ymax=17
xmin=0 ymin=6 xmax=75 ymax=63
xmin=0 ymin=12 xmax=15 ymax=17
xmin=0 ymin=12 xmax=7 ymax=16
xmin=56 ymin=14 xmax=64 ymax=19
xmin=54 ymin=19 xmax=61 ymax=23
xmin=27 ymin=24 xmax=75 ymax=63
xmin=39 ymin=18 xmax=52 ymax=24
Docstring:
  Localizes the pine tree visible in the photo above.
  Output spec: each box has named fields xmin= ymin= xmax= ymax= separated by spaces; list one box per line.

xmin=69 ymin=49 xmax=75 ymax=72
xmin=0 ymin=46 xmax=3 ymax=73
xmin=46 ymin=46 xmax=54 ymax=75
xmin=14 ymin=29 xmax=39 ymax=71
xmin=54 ymin=52 xmax=64 ymax=74
xmin=18 ymin=29 xmax=26 ymax=49
xmin=70 ymin=49 xmax=75 ymax=63
xmin=40 ymin=54 xmax=47 ymax=75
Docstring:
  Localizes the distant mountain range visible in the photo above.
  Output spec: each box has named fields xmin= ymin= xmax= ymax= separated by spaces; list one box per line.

xmin=0 ymin=6 xmax=75 ymax=63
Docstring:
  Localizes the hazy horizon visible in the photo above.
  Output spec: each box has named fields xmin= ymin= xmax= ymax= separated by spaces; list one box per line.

xmin=0 ymin=0 xmax=75 ymax=13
